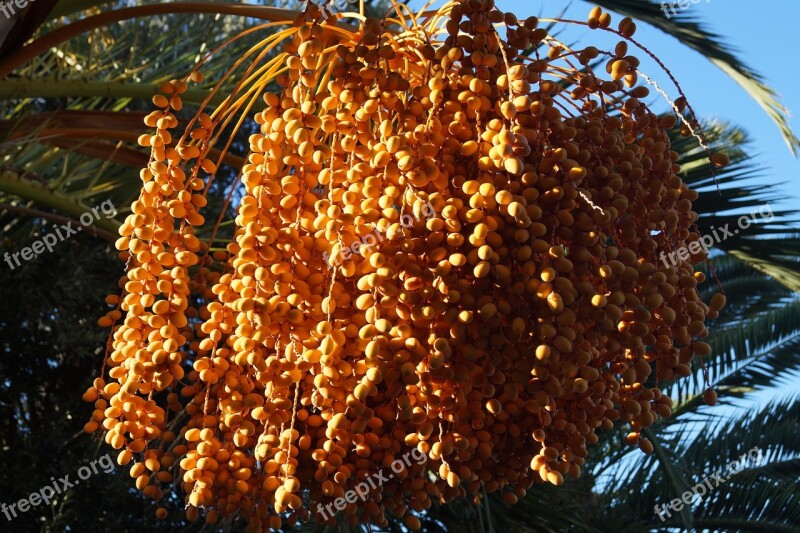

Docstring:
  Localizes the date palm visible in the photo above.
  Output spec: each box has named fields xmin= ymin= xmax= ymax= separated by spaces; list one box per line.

xmin=0 ymin=1 xmax=798 ymax=532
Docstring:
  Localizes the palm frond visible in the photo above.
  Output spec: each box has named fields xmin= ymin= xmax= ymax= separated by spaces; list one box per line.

xmin=668 ymin=120 xmax=800 ymax=293
xmin=592 ymin=395 xmax=800 ymax=530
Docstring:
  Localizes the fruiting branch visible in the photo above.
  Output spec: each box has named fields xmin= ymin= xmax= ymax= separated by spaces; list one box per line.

xmin=0 ymin=3 xmax=355 ymax=78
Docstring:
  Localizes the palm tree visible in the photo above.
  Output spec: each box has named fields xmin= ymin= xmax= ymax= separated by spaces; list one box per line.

xmin=0 ymin=1 xmax=798 ymax=532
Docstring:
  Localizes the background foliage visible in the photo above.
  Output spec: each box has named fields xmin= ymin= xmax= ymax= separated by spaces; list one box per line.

xmin=0 ymin=1 xmax=798 ymax=531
